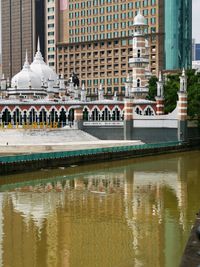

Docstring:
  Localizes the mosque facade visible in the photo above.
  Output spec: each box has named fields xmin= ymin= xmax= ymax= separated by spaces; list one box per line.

xmin=0 ymin=12 xmax=158 ymax=128
xmin=0 ymin=12 xmax=195 ymax=143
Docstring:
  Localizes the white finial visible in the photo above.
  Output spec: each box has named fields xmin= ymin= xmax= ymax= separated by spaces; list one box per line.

xmin=82 ymin=83 xmax=85 ymax=90
xmin=23 ymin=50 xmax=30 ymax=70
xmin=37 ymin=37 xmax=40 ymax=52
xmin=159 ymin=71 xmax=162 ymax=82
xmin=99 ymin=83 xmax=103 ymax=90
xmin=182 ymin=68 xmax=185 ymax=77
xmin=25 ymin=50 xmax=28 ymax=63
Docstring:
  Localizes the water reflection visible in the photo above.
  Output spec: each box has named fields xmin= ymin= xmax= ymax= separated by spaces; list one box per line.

xmin=0 ymin=151 xmax=199 ymax=267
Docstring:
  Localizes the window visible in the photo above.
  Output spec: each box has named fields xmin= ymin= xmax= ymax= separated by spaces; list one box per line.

xmin=137 ymin=79 xmax=141 ymax=87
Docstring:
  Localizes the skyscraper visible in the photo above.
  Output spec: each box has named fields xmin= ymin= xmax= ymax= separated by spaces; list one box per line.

xmin=164 ymin=0 xmax=192 ymax=70
xmin=45 ymin=0 xmax=68 ymax=70
xmin=1 ymin=0 xmax=45 ymax=79
xmin=56 ymin=0 xmax=164 ymax=96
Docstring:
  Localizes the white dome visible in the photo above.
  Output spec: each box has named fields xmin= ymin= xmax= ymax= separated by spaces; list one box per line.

xmin=11 ymin=53 xmax=41 ymax=89
xmin=134 ymin=11 xmax=147 ymax=26
xmin=30 ymin=41 xmax=58 ymax=86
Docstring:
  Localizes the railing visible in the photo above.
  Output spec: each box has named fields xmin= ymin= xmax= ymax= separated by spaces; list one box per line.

xmin=0 ymin=141 xmax=182 ymax=164
xmin=129 ymin=58 xmax=149 ymax=64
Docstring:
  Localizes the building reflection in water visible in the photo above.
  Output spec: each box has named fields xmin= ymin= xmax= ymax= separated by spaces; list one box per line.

xmin=0 ymin=152 xmax=199 ymax=267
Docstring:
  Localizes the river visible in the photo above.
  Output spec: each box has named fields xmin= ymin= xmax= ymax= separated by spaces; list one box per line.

xmin=0 ymin=150 xmax=199 ymax=267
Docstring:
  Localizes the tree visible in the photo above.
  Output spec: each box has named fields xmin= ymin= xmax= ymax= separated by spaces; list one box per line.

xmin=147 ymin=70 xmax=200 ymax=124
xmin=147 ymin=76 xmax=158 ymax=101
xmin=163 ymin=74 xmax=179 ymax=114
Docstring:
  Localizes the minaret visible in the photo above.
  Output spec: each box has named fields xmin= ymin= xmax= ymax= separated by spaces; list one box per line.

xmin=177 ymin=69 xmax=188 ymax=142
xmin=155 ymin=72 xmax=164 ymax=115
xmin=129 ymin=10 xmax=150 ymax=99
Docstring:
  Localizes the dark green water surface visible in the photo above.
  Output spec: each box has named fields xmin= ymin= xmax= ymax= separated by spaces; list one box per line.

xmin=0 ymin=150 xmax=199 ymax=267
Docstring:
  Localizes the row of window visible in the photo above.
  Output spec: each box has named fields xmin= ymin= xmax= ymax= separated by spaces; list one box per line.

xmin=69 ymin=31 xmax=130 ymax=42
xmin=69 ymin=0 xmax=156 ymax=10
xmin=69 ymin=10 xmax=156 ymax=21
xmin=69 ymin=23 xmax=156 ymax=36
xmin=69 ymin=16 xmax=156 ymax=28
xmin=68 ymin=28 xmax=157 ymax=42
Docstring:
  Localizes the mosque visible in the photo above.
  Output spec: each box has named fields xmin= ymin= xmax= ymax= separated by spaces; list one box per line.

xmin=0 ymin=11 xmax=192 ymax=143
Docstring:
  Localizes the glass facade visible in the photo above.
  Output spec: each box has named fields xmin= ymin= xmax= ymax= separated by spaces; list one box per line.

xmin=195 ymin=44 xmax=200 ymax=60
xmin=165 ymin=0 xmax=192 ymax=70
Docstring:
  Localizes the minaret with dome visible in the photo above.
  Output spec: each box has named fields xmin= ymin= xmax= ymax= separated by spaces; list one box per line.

xmin=128 ymin=10 xmax=151 ymax=99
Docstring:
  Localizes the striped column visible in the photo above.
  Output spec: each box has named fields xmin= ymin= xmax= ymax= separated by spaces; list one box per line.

xmin=74 ymin=106 xmax=83 ymax=130
xmin=177 ymin=92 xmax=187 ymax=121
xmin=124 ymin=98 xmax=134 ymax=140
xmin=155 ymin=97 xmax=164 ymax=115
xmin=177 ymin=92 xmax=188 ymax=142
xmin=124 ymin=98 xmax=134 ymax=121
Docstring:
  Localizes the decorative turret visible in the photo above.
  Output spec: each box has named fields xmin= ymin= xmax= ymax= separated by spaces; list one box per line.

xmin=177 ymin=68 xmax=188 ymax=141
xmin=74 ymin=85 xmax=79 ymax=100
xmin=179 ymin=68 xmax=187 ymax=92
xmin=98 ymin=84 xmax=104 ymax=101
xmin=128 ymin=10 xmax=151 ymax=99
xmin=155 ymin=72 xmax=164 ymax=115
xmin=125 ymin=74 xmax=132 ymax=97
xmin=81 ymin=83 xmax=86 ymax=102
xmin=59 ymin=74 xmax=65 ymax=89
xmin=157 ymin=72 xmax=164 ymax=98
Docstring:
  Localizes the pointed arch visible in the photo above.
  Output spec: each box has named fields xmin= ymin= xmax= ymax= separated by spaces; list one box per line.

xmin=135 ymin=105 xmax=143 ymax=115
xmin=101 ymin=106 xmax=111 ymax=121
xmin=111 ymin=106 xmax=121 ymax=121
xmin=144 ymin=105 xmax=155 ymax=116
xmin=2 ymin=108 xmax=11 ymax=125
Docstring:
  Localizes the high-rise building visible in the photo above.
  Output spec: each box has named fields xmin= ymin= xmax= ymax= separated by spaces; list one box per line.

xmin=45 ymin=0 xmax=68 ymax=70
xmin=56 ymin=0 xmax=164 ymax=96
xmin=1 ymin=0 xmax=45 ymax=80
xmin=195 ymin=44 xmax=200 ymax=61
xmin=164 ymin=0 xmax=192 ymax=70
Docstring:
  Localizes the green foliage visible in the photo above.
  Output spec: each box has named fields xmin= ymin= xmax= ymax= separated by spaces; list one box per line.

xmin=163 ymin=74 xmax=179 ymax=113
xmin=147 ymin=70 xmax=200 ymax=124
xmin=147 ymin=76 xmax=158 ymax=101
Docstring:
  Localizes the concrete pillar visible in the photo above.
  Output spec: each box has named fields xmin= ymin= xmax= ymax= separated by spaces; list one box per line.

xmin=177 ymin=91 xmax=188 ymax=142
xmin=155 ymin=97 xmax=164 ymax=115
xmin=74 ymin=106 xmax=83 ymax=130
xmin=124 ymin=98 xmax=134 ymax=140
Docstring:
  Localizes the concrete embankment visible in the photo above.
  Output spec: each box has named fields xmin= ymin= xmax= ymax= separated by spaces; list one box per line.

xmin=179 ymin=211 xmax=200 ymax=267
xmin=0 ymin=140 xmax=199 ymax=175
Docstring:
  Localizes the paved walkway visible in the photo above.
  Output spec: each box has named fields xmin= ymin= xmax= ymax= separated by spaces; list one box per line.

xmin=0 ymin=129 xmax=143 ymax=155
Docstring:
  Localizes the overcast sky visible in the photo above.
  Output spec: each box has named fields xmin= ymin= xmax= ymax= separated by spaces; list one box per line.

xmin=193 ymin=0 xmax=200 ymax=42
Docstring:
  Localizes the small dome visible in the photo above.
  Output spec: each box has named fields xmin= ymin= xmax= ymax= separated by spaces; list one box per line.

xmin=30 ymin=39 xmax=58 ymax=86
xmin=11 ymin=52 xmax=41 ymax=89
xmin=133 ymin=10 xmax=147 ymax=26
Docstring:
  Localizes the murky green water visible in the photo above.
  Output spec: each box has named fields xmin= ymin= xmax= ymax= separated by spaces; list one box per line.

xmin=0 ymin=151 xmax=200 ymax=267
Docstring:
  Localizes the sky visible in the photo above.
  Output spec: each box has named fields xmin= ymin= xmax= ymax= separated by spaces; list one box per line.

xmin=192 ymin=0 xmax=200 ymax=42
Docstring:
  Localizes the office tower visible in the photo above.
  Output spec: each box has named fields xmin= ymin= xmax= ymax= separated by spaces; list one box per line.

xmin=1 ymin=0 xmax=45 ymax=79
xmin=56 ymin=0 xmax=164 ymax=96
xmin=195 ymin=44 xmax=200 ymax=61
xmin=164 ymin=0 xmax=192 ymax=70
xmin=192 ymin=39 xmax=196 ymax=61
xmin=45 ymin=0 xmax=68 ymax=70
xmin=45 ymin=0 xmax=58 ymax=70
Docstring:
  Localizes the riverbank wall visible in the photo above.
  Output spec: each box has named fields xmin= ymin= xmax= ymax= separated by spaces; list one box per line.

xmin=179 ymin=211 xmax=200 ymax=267
xmin=0 ymin=140 xmax=199 ymax=175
